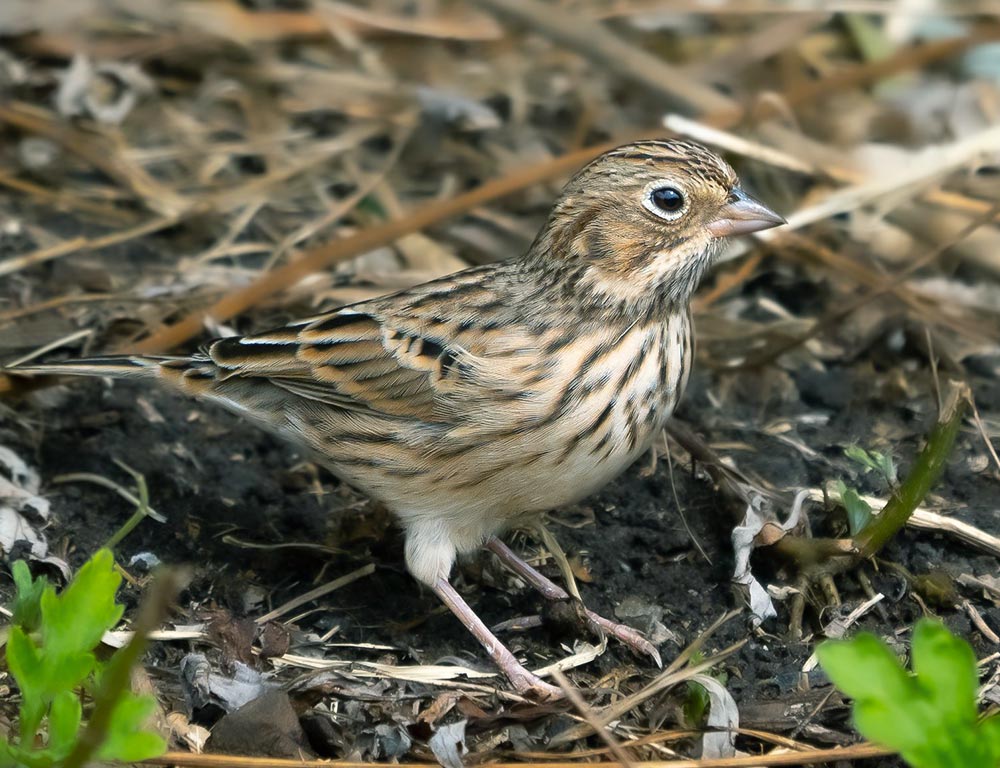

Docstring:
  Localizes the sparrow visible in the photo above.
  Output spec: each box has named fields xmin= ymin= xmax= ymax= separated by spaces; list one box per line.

xmin=9 ymin=139 xmax=784 ymax=699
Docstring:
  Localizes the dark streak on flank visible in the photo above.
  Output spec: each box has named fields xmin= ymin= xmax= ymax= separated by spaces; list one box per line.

xmin=561 ymin=399 xmax=617 ymax=462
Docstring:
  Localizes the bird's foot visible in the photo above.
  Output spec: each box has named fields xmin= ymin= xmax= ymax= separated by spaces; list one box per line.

xmin=431 ymin=575 xmax=565 ymax=701
xmin=486 ymin=537 xmax=662 ymax=668
xmin=503 ymin=665 xmax=565 ymax=701
xmin=583 ymin=608 xmax=662 ymax=667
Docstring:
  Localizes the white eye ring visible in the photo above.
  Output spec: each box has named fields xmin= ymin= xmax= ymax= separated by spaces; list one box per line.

xmin=642 ymin=181 xmax=688 ymax=221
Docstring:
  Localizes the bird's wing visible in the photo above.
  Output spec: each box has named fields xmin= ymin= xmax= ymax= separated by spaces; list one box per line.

xmin=199 ymin=304 xmax=535 ymax=425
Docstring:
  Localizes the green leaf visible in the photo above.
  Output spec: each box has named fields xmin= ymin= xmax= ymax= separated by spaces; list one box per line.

xmin=6 ymin=626 xmax=46 ymax=743
xmin=97 ymin=731 xmax=167 ymax=763
xmin=819 ymin=623 xmax=998 ymax=768
xmin=683 ymin=680 xmax=710 ymax=726
xmin=835 ymin=481 xmax=873 ymax=536
xmin=5 ymin=625 xmax=42 ymax=693
xmin=910 ymin=620 xmax=978 ymax=726
xmin=97 ymin=693 xmax=166 ymax=762
xmin=844 ymin=445 xmax=875 ymax=470
xmin=875 ymin=452 xmax=897 ymax=485
xmin=818 ymin=632 xmax=913 ymax=704
xmin=46 ymin=690 xmax=82 ymax=759
xmin=4 ymin=547 xmax=167 ymax=768
xmin=979 ymin=715 xmax=1000 ymax=763
xmin=40 ymin=549 xmax=123 ymax=661
xmin=850 ymin=698 xmax=928 ymax=755
xmin=0 ymin=742 xmax=55 ymax=768
xmin=844 ymin=445 xmax=897 ymax=485
xmin=10 ymin=560 xmax=48 ymax=632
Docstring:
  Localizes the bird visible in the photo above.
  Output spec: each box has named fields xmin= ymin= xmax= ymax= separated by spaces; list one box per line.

xmin=8 ymin=139 xmax=784 ymax=700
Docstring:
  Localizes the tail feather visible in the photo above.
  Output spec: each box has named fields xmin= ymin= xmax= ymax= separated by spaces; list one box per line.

xmin=5 ymin=355 xmax=187 ymax=379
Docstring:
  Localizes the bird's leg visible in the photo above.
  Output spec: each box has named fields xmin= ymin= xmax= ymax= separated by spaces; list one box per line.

xmin=431 ymin=576 xmax=563 ymax=700
xmin=485 ymin=537 xmax=662 ymax=668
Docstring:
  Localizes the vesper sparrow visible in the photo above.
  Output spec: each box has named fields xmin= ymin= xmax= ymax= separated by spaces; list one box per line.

xmin=11 ymin=140 xmax=784 ymax=699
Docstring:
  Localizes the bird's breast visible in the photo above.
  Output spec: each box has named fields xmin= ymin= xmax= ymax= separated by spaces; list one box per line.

xmin=542 ymin=311 xmax=691 ymax=486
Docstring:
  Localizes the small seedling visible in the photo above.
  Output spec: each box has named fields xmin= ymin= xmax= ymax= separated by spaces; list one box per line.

xmin=836 ymin=444 xmax=897 ymax=535
xmin=833 ymin=479 xmax=873 ymax=536
xmin=844 ymin=444 xmax=898 ymax=486
xmin=1 ymin=550 xmax=166 ymax=767
xmin=818 ymin=619 xmax=1000 ymax=768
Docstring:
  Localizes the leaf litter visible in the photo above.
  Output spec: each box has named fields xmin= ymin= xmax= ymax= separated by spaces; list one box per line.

xmin=0 ymin=2 xmax=999 ymax=766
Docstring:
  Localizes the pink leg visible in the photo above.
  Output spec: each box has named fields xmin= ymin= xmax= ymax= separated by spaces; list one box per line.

xmin=485 ymin=537 xmax=662 ymax=668
xmin=431 ymin=577 xmax=563 ymax=700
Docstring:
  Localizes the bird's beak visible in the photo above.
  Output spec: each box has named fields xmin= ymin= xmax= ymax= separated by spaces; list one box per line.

xmin=707 ymin=188 xmax=785 ymax=238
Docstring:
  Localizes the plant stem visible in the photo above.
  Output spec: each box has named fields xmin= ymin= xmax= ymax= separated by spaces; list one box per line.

xmin=854 ymin=380 xmax=969 ymax=559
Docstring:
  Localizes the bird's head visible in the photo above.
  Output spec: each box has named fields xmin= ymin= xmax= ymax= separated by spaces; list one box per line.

xmin=533 ymin=139 xmax=784 ymax=312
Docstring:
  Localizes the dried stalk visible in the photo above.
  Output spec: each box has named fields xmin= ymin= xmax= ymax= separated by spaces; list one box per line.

xmin=475 ymin=0 xmax=736 ymax=114
xmin=143 ymin=742 xmax=893 ymax=767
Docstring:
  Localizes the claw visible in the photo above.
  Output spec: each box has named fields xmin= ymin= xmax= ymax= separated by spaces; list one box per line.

xmin=586 ymin=611 xmax=662 ymax=667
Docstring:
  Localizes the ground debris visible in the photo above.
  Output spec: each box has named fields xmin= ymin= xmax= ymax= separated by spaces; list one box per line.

xmin=1 ymin=4 xmax=999 ymax=766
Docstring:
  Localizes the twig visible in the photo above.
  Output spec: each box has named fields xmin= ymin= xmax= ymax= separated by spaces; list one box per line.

xmin=749 ymin=24 xmax=1000 ymax=122
xmin=0 ymin=27 xmax=988 ymax=397
xmin=121 ymin=140 xmax=624 ymax=355
xmin=531 ymin=520 xmax=582 ymax=601
xmin=740 ymin=199 xmax=1000 ymax=369
xmin=0 ymin=215 xmax=179 ymax=279
xmin=143 ymin=743 xmax=893 ymax=767
xmin=53 ymin=470 xmax=167 ymax=524
xmin=4 ymin=329 xmax=93 ymax=368
xmin=799 ymin=488 xmax=1000 ymax=560
xmin=551 ymin=668 xmax=636 ymax=767
xmin=774 ymin=381 xmax=972 ymax=571
xmin=0 ymin=101 xmax=189 ymax=216
xmin=255 ymin=563 xmax=375 ymax=624
xmin=552 ymin=612 xmax=746 ymax=746
xmin=103 ymin=460 xmax=163 ymax=550
xmin=967 ymin=393 xmax=1000 ymax=475
xmin=594 ymin=2 xmax=999 ymax=17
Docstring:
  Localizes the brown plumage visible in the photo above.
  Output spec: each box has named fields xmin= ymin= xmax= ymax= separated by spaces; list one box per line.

xmin=9 ymin=139 xmax=784 ymax=699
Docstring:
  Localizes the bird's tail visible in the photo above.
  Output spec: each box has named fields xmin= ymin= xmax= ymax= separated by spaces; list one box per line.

xmin=6 ymin=355 xmax=188 ymax=380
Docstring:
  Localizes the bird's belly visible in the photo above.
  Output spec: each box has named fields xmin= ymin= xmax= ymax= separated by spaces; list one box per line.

xmin=380 ymin=353 xmax=678 ymax=525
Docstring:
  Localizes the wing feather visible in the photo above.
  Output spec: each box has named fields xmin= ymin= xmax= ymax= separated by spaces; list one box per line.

xmin=204 ymin=303 xmax=526 ymax=424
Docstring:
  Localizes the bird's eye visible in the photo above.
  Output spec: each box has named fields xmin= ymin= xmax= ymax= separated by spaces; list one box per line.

xmin=652 ymin=187 xmax=684 ymax=212
xmin=642 ymin=184 xmax=688 ymax=221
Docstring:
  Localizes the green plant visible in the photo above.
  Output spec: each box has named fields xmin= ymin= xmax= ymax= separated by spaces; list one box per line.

xmin=835 ymin=445 xmax=897 ymax=536
xmin=1 ymin=550 xmax=167 ymax=768
xmin=844 ymin=444 xmax=897 ymax=486
xmin=818 ymin=619 xmax=1000 ymax=768
xmin=833 ymin=479 xmax=874 ymax=536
